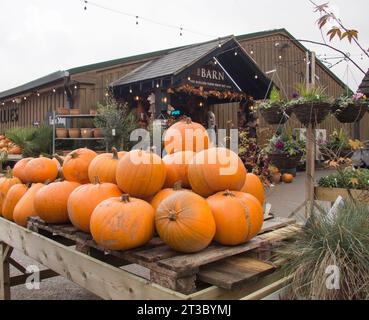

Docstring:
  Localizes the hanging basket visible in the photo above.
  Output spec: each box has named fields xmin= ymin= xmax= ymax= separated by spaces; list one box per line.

xmin=332 ymin=102 xmax=367 ymax=123
xmin=259 ymin=103 xmax=292 ymax=125
xmin=292 ymin=102 xmax=331 ymax=126
xmin=268 ymin=152 xmax=303 ymax=170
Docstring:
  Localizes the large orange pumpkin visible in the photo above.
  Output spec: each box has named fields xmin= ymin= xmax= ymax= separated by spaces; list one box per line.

xmin=90 ymin=195 xmax=155 ymax=251
xmin=188 ymin=147 xmax=247 ymax=197
xmin=116 ymin=150 xmax=166 ymax=199
xmin=34 ymin=181 xmax=81 ymax=223
xmin=12 ymin=157 xmax=33 ymax=183
xmin=67 ymin=178 xmax=122 ymax=233
xmin=150 ymin=182 xmax=190 ymax=211
xmin=155 ymin=191 xmax=216 ymax=253
xmin=164 ymin=117 xmax=209 ymax=154
xmin=63 ymin=148 xmax=97 ymax=184
xmin=162 ymin=151 xmax=195 ymax=188
xmin=24 ymin=157 xmax=59 ymax=183
xmin=207 ymin=190 xmax=264 ymax=246
xmin=13 ymin=183 xmax=44 ymax=227
xmin=0 ymin=169 xmax=22 ymax=214
xmin=241 ymin=173 xmax=265 ymax=205
xmin=88 ymin=148 xmax=126 ymax=184
xmin=2 ymin=184 xmax=28 ymax=221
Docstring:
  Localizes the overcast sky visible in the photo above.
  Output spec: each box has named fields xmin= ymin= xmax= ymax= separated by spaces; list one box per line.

xmin=0 ymin=0 xmax=368 ymax=94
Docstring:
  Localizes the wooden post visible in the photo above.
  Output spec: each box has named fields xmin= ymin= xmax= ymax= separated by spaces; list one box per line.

xmin=0 ymin=242 xmax=12 ymax=300
xmin=305 ymin=52 xmax=316 ymax=217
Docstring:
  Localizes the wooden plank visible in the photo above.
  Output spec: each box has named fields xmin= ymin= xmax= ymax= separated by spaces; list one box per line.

xmin=158 ymin=225 xmax=299 ymax=276
xmin=0 ymin=242 xmax=12 ymax=300
xmin=0 ymin=218 xmax=186 ymax=300
xmin=198 ymin=256 xmax=275 ymax=290
xmin=259 ymin=217 xmax=295 ymax=234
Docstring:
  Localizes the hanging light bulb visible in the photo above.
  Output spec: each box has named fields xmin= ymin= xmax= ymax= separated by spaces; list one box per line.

xmin=84 ymin=0 xmax=87 ymax=10
xmin=24 ymin=97 xmax=27 ymax=100
xmin=156 ymin=83 xmax=160 ymax=88
xmin=187 ymin=77 xmax=191 ymax=81
xmin=74 ymin=85 xmax=78 ymax=89
xmin=180 ymin=27 xmax=183 ymax=36
xmin=129 ymin=88 xmax=133 ymax=93
xmin=279 ymin=55 xmax=282 ymax=60
xmin=53 ymin=88 xmax=56 ymax=93
xmin=136 ymin=16 xmax=139 ymax=25
xmin=12 ymin=100 xmax=15 ymax=103
xmin=1 ymin=102 xmax=4 ymax=106
xmin=135 ymin=96 xmax=140 ymax=101
xmin=250 ymin=50 xmax=254 ymax=55
xmin=37 ymin=92 xmax=40 ymax=97
xmin=234 ymin=51 xmax=238 ymax=56
xmin=254 ymin=75 xmax=258 ymax=79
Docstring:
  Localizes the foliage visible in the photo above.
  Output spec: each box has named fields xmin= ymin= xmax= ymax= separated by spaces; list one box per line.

xmin=288 ymin=84 xmax=333 ymax=106
xmin=318 ymin=167 xmax=369 ymax=190
xmin=257 ymin=87 xmax=286 ymax=110
xmin=280 ymin=201 xmax=369 ymax=300
xmin=265 ymin=131 xmax=305 ymax=157
xmin=93 ymin=99 xmax=139 ymax=151
xmin=5 ymin=125 xmax=52 ymax=157
xmin=336 ymin=93 xmax=368 ymax=109
xmin=325 ymin=129 xmax=350 ymax=150
xmin=238 ymin=130 xmax=270 ymax=185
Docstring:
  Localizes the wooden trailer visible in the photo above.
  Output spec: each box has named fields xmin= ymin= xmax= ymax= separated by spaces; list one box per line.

xmin=0 ymin=215 xmax=299 ymax=300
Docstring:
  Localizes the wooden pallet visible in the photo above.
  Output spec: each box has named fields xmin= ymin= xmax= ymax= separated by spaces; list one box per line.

xmin=26 ymin=216 xmax=298 ymax=295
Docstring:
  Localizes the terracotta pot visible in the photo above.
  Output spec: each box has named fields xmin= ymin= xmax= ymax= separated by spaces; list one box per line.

xmin=68 ymin=128 xmax=80 ymax=138
xmin=57 ymin=107 xmax=70 ymax=115
xmin=93 ymin=128 xmax=103 ymax=138
xmin=90 ymin=109 xmax=98 ymax=116
xmin=56 ymin=128 xmax=68 ymax=139
xmin=81 ymin=128 xmax=92 ymax=139
xmin=70 ymin=108 xmax=80 ymax=115
xmin=271 ymin=173 xmax=282 ymax=185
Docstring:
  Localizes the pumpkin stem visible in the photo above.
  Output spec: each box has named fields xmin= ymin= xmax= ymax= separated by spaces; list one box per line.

xmin=93 ymin=176 xmax=101 ymax=185
xmin=185 ymin=117 xmax=192 ymax=124
xmin=223 ymin=190 xmax=235 ymax=197
xmin=173 ymin=181 xmax=183 ymax=191
xmin=44 ymin=180 xmax=52 ymax=185
xmin=121 ymin=194 xmax=130 ymax=203
xmin=112 ymin=147 xmax=119 ymax=160
xmin=70 ymin=152 xmax=79 ymax=159
xmin=168 ymin=211 xmax=177 ymax=221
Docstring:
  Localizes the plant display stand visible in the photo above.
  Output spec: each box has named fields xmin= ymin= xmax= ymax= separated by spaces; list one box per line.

xmin=314 ymin=186 xmax=369 ymax=203
xmin=0 ymin=216 xmax=299 ymax=300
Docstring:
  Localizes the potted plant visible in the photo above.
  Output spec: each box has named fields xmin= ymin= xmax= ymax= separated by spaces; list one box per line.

xmin=289 ymin=84 xmax=333 ymax=126
xmin=316 ymin=167 xmax=369 ymax=203
xmin=332 ymin=92 xmax=368 ymax=123
xmin=320 ymin=129 xmax=352 ymax=161
xmin=258 ymin=87 xmax=292 ymax=125
xmin=280 ymin=201 xmax=369 ymax=300
xmin=265 ymin=131 xmax=305 ymax=173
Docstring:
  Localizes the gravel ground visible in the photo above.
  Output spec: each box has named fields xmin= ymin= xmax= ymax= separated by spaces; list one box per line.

xmin=7 ymin=169 xmax=332 ymax=300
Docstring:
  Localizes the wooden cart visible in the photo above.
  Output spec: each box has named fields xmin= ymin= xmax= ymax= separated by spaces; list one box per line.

xmin=0 ymin=216 xmax=299 ymax=300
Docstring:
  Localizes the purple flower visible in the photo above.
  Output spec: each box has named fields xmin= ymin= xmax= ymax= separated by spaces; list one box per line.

xmin=275 ymin=140 xmax=284 ymax=150
xmin=353 ymin=92 xmax=365 ymax=102
xmin=292 ymin=92 xmax=300 ymax=99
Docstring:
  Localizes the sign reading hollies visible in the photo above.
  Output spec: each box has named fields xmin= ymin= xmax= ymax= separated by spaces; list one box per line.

xmin=188 ymin=64 xmax=233 ymax=90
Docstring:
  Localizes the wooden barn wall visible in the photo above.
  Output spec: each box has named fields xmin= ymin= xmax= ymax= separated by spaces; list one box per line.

xmin=0 ymin=85 xmax=66 ymax=133
xmin=238 ymin=34 xmax=365 ymax=141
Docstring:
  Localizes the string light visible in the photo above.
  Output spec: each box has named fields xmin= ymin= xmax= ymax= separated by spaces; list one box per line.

xmin=250 ymin=50 xmax=254 ymax=55
xmin=37 ymin=92 xmax=40 ymax=97
xmin=135 ymin=96 xmax=140 ymax=101
xmin=74 ymin=85 xmax=78 ymax=89
xmin=1 ymin=102 xmax=4 ymax=106
xmin=156 ymin=83 xmax=160 ymax=88
xmin=199 ymin=102 xmax=204 ymax=107
xmin=180 ymin=27 xmax=183 ymax=37
xmin=187 ymin=77 xmax=191 ymax=81
xmin=254 ymin=75 xmax=258 ymax=79
xmin=136 ymin=16 xmax=139 ymax=25
xmin=84 ymin=0 xmax=87 ymax=10
xmin=129 ymin=88 xmax=133 ymax=93
xmin=24 ymin=97 xmax=27 ymax=100
xmin=234 ymin=51 xmax=238 ymax=56
xmin=52 ymin=88 xmax=56 ymax=93
xmin=12 ymin=100 xmax=15 ymax=103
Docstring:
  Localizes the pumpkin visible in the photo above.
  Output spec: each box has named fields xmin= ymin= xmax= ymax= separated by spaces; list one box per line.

xmin=282 ymin=173 xmax=294 ymax=184
xmin=8 ymin=145 xmax=22 ymax=155
xmin=13 ymin=183 xmax=44 ymax=227
xmin=241 ymin=173 xmax=265 ymax=205
xmin=0 ymin=168 xmax=22 ymax=214
xmin=2 ymin=184 xmax=28 ymax=221
xmin=90 ymin=194 xmax=154 ymax=251
xmin=88 ymin=148 xmax=126 ymax=184
xmin=150 ymin=182 xmax=190 ymax=211
xmin=207 ymin=190 xmax=264 ymax=246
xmin=162 ymin=151 xmax=195 ymax=188
xmin=63 ymin=148 xmax=97 ymax=184
xmin=155 ymin=191 xmax=216 ymax=253
xmin=188 ymin=147 xmax=247 ymax=197
xmin=24 ymin=157 xmax=59 ymax=183
xmin=116 ymin=150 xmax=166 ymax=199
xmin=34 ymin=181 xmax=81 ymax=223
xmin=164 ymin=117 xmax=209 ymax=154
xmin=68 ymin=178 xmax=122 ymax=233
xmin=12 ymin=157 xmax=33 ymax=183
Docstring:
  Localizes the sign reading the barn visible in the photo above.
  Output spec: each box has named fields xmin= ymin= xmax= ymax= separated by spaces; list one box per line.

xmin=0 ymin=107 xmax=19 ymax=123
xmin=187 ymin=63 xmax=233 ymax=90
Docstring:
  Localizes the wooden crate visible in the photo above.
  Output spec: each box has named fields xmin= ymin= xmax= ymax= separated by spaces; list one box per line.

xmin=315 ymin=186 xmax=369 ymax=203
xmin=0 ymin=216 xmax=299 ymax=300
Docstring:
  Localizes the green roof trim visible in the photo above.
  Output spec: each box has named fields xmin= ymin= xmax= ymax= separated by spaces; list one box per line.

xmin=0 ymin=28 xmax=347 ymax=99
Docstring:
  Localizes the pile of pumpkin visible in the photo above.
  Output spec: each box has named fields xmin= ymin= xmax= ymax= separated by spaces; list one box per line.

xmin=0 ymin=118 xmax=265 ymax=254
xmin=0 ymin=135 xmax=22 ymax=155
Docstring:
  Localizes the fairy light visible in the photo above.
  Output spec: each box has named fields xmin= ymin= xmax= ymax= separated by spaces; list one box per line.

xmin=250 ymin=50 xmax=254 ymax=55
xmin=24 ymin=97 xmax=27 ymax=100
xmin=129 ymin=88 xmax=133 ymax=93
xmin=136 ymin=16 xmax=139 ymax=25
xmin=234 ymin=51 xmax=238 ymax=56
xmin=199 ymin=102 xmax=204 ymax=107
xmin=74 ymin=85 xmax=78 ymax=89
xmin=135 ymin=96 xmax=140 ymax=101
xmin=254 ymin=75 xmax=258 ymax=79
xmin=180 ymin=27 xmax=183 ymax=36
xmin=156 ymin=83 xmax=160 ymax=88
xmin=1 ymin=102 xmax=4 ymax=106
xmin=37 ymin=92 xmax=40 ymax=97
xmin=53 ymin=88 xmax=56 ymax=93
xmin=187 ymin=77 xmax=191 ymax=81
